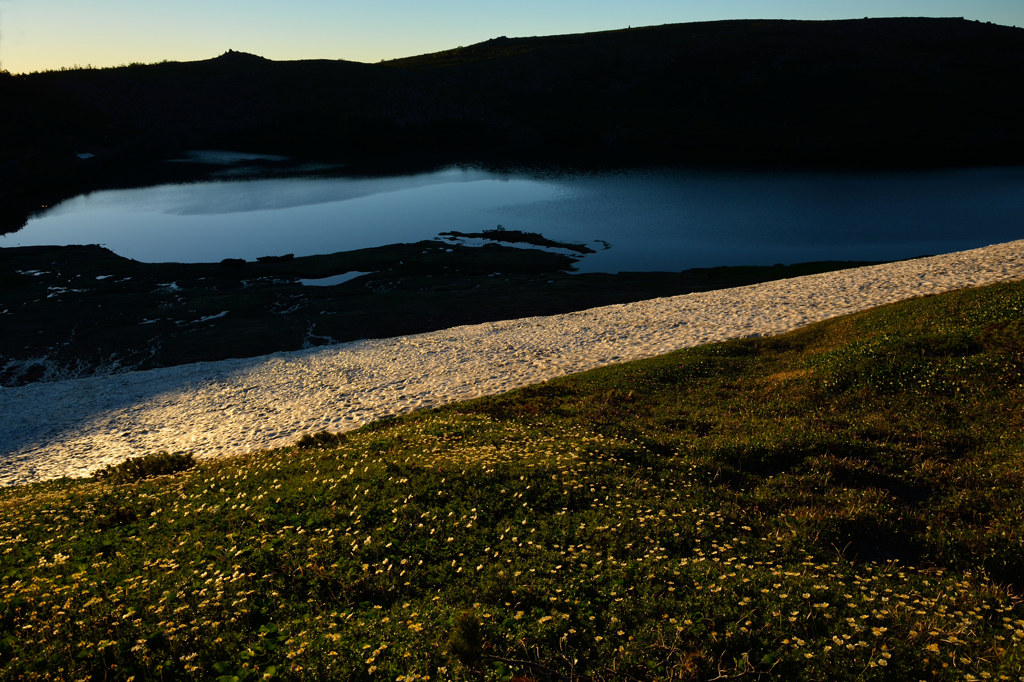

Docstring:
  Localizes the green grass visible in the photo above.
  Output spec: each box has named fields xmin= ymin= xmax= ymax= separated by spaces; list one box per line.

xmin=2 ymin=281 xmax=1024 ymax=681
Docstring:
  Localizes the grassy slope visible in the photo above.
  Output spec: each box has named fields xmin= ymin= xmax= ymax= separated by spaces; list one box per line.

xmin=1 ymin=281 xmax=1023 ymax=681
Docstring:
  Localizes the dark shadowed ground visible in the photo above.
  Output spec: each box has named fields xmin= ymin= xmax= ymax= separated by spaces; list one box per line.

xmin=0 ymin=241 xmax=882 ymax=386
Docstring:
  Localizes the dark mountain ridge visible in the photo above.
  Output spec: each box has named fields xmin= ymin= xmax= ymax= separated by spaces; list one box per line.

xmin=3 ymin=17 xmax=1024 ymax=233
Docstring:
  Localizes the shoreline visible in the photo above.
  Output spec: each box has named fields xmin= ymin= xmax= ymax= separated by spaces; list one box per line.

xmin=0 ymin=242 xmax=885 ymax=388
xmin=1 ymin=239 xmax=1022 ymax=487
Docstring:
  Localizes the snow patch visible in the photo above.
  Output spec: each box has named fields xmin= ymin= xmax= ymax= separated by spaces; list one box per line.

xmin=298 ymin=272 xmax=373 ymax=287
xmin=175 ymin=311 xmax=229 ymax=326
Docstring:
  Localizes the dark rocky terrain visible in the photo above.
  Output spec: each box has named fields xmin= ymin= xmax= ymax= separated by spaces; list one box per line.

xmin=0 ymin=241 xmax=880 ymax=386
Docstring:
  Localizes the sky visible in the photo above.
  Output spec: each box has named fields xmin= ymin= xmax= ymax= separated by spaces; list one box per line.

xmin=2 ymin=0 xmax=1022 ymax=74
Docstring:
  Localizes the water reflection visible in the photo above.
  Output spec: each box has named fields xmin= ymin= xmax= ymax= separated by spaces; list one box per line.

xmin=166 ymin=150 xmax=291 ymax=165
xmin=4 ymin=164 xmax=1023 ymax=272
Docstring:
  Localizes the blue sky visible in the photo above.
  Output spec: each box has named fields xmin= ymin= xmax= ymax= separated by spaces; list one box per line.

xmin=2 ymin=0 xmax=1022 ymax=74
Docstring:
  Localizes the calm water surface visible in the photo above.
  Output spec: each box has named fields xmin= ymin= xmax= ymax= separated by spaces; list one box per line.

xmin=6 ymin=165 xmax=1024 ymax=273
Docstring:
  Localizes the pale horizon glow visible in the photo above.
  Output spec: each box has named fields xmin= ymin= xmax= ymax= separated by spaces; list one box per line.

xmin=2 ymin=0 xmax=1022 ymax=75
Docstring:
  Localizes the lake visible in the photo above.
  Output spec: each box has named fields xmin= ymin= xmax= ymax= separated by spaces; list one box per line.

xmin=5 ymin=163 xmax=1024 ymax=273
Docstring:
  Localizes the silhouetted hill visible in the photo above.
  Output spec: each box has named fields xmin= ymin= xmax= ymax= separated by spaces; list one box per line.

xmin=386 ymin=18 xmax=1024 ymax=162
xmin=3 ymin=17 xmax=1024 ymax=232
